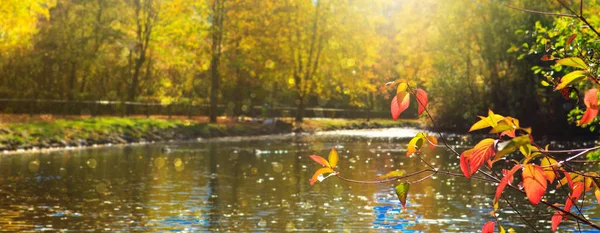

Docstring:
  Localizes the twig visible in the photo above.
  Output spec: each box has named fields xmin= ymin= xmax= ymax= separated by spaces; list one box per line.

xmin=503 ymin=196 xmax=541 ymax=233
xmin=503 ymin=4 xmax=577 ymax=18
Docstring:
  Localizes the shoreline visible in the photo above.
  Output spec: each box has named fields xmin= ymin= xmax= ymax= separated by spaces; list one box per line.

xmin=0 ymin=117 xmax=421 ymax=154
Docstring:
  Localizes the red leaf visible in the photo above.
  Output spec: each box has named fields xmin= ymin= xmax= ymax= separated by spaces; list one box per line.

xmin=584 ymin=89 xmax=599 ymax=109
xmin=580 ymin=89 xmax=600 ymax=125
xmin=460 ymin=139 xmax=496 ymax=178
xmin=552 ymin=211 xmax=562 ymax=231
xmin=565 ymin=182 xmax=584 ymax=212
xmin=391 ymin=96 xmax=400 ymax=120
xmin=482 ymin=221 xmax=495 ymax=233
xmin=560 ymin=88 xmax=571 ymax=100
xmin=415 ymin=88 xmax=428 ymax=116
xmin=310 ymin=167 xmax=333 ymax=186
xmin=541 ymin=54 xmax=550 ymax=61
xmin=495 ymin=164 xmax=522 ymax=202
xmin=566 ymin=33 xmax=577 ymax=46
xmin=309 ymin=155 xmax=330 ymax=168
xmin=460 ymin=149 xmax=472 ymax=178
xmin=577 ymin=108 xmax=598 ymax=125
xmin=522 ymin=164 xmax=547 ymax=205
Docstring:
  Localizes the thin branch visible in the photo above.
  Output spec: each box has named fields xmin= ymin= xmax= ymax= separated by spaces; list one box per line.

xmin=503 ymin=4 xmax=577 ymax=18
xmin=503 ymin=196 xmax=541 ymax=233
xmin=556 ymin=0 xmax=578 ymax=16
xmin=335 ymin=169 xmax=432 ymax=184
xmin=407 ymin=85 xmax=460 ymax=157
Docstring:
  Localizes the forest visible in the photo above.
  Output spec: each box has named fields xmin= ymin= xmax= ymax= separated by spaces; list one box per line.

xmin=0 ymin=0 xmax=595 ymax=134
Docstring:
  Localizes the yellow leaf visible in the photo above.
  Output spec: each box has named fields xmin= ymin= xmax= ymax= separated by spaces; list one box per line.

xmin=328 ymin=147 xmax=338 ymax=169
xmin=556 ymin=57 xmax=588 ymax=70
xmin=397 ymin=82 xmax=408 ymax=93
xmin=541 ymin=157 xmax=558 ymax=183
xmin=378 ymin=170 xmax=405 ymax=180
xmin=310 ymin=167 xmax=334 ymax=186
xmin=469 ymin=110 xmax=504 ymax=132
xmin=555 ymin=70 xmax=587 ymax=90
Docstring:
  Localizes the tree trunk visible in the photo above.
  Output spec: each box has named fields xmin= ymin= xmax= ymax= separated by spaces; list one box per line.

xmin=295 ymin=96 xmax=305 ymax=122
xmin=209 ymin=54 xmax=220 ymax=123
xmin=209 ymin=0 xmax=225 ymax=123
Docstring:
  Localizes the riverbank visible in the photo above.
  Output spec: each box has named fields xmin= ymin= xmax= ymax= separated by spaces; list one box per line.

xmin=0 ymin=117 xmax=420 ymax=151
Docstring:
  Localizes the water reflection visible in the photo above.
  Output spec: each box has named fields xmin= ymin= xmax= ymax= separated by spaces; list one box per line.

xmin=0 ymin=129 xmax=598 ymax=232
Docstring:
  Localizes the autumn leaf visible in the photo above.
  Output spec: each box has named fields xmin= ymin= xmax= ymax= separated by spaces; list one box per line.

xmin=415 ymin=88 xmax=428 ymax=116
xmin=554 ymin=70 xmax=587 ymax=90
xmin=494 ymin=164 xmax=521 ymax=203
xmin=406 ymin=133 xmax=437 ymax=157
xmin=565 ymin=182 xmax=584 ymax=212
xmin=460 ymin=149 xmax=473 ymax=178
xmin=390 ymin=92 xmax=410 ymax=121
xmin=552 ymin=211 xmax=562 ymax=231
xmin=460 ymin=139 xmax=496 ymax=178
xmin=309 ymin=155 xmax=330 ymax=168
xmin=310 ymin=167 xmax=333 ymax=186
xmin=595 ymin=188 xmax=600 ymax=205
xmin=395 ymin=182 xmax=410 ymax=210
xmin=541 ymin=157 xmax=559 ymax=183
xmin=541 ymin=54 xmax=553 ymax=61
xmin=558 ymin=172 xmax=580 ymax=189
xmin=522 ymin=164 xmax=547 ymax=205
xmin=328 ymin=147 xmax=338 ymax=169
xmin=397 ymin=82 xmax=408 ymax=93
xmin=469 ymin=109 xmax=504 ymax=132
xmin=566 ymin=34 xmax=577 ymax=46
xmin=482 ymin=221 xmax=495 ymax=233
xmin=579 ymin=88 xmax=599 ymax=125
xmin=556 ymin=57 xmax=588 ymax=70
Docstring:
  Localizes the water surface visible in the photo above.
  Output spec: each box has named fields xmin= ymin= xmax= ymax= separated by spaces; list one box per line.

xmin=0 ymin=128 xmax=598 ymax=232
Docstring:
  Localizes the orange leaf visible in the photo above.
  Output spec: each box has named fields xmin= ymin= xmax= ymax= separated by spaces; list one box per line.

xmin=595 ymin=188 xmax=600 ymax=205
xmin=494 ymin=164 xmax=521 ymax=203
xmin=541 ymin=157 xmax=559 ymax=183
xmin=565 ymin=182 xmax=584 ymax=212
xmin=310 ymin=167 xmax=334 ymax=186
xmin=584 ymin=89 xmax=599 ymax=109
xmin=460 ymin=149 xmax=473 ymax=178
xmin=566 ymin=33 xmax=577 ymax=46
xmin=328 ymin=147 xmax=338 ymax=169
xmin=552 ymin=211 xmax=562 ymax=231
xmin=415 ymin=88 xmax=428 ymax=116
xmin=580 ymin=89 xmax=599 ymax=125
xmin=309 ymin=155 xmax=330 ymax=168
xmin=426 ymin=135 xmax=438 ymax=149
xmin=522 ymin=164 xmax=547 ymax=205
xmin=460 ymin=139 xmax=496 ymax=178
xmin=482 ymin=221 xmax=495 ymax=233
xmin=390 ymin=92 xmax=410 ymax=121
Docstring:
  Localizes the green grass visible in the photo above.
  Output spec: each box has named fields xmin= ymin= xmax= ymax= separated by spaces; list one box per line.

xmin=0 ymin=117 xmax=422 ymax=150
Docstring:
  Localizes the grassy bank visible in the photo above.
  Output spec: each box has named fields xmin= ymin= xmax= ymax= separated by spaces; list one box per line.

xmin=0 ymin=117 xmax=421 ymax=151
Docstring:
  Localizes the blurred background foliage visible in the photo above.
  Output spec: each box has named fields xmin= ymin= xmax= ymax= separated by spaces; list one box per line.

xmin=0 ymin=0 xmax=595 ymax=136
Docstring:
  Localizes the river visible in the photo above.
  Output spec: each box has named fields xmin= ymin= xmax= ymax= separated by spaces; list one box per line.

xmin=0 ymin=128 xmax=598 ymax=232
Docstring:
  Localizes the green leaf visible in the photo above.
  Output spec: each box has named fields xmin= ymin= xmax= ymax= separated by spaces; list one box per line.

xmin=395 ymin=182 xmax=410 ymax=210
xmin=493 ymin=135 xmax=531 ymax=161
xmin=541 ymin=80 xmax=550 ymax=86
xmin=556 ymin=57 xmax=588 ymax=70
xmin=554 ymin=70 xmax=587 ymax=90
